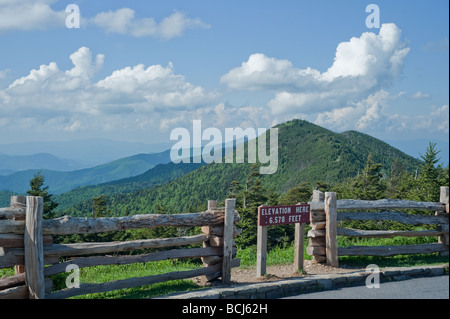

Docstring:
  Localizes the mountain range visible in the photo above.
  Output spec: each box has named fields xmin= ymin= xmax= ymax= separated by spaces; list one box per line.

xmin=0 ymin=139 xmax=172 ymax=169
xmin=0 ymin=153 xmax=80 ymax=175
xmin=0 ymin=151 xmax=171 ymax=194
xmin=52 ymin=119 xmax=423 ymax=217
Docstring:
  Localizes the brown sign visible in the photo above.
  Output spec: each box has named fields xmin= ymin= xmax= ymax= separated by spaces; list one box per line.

xmin=258 ymin=204 xmax=310 ymax=226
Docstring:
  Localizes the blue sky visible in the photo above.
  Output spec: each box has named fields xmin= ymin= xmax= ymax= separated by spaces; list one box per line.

xmin=0 ymin=1 xmax=448 ymax=159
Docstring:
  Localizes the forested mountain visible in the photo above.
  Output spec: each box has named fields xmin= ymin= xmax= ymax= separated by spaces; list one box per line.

xmin=54 ymin=162 xmax=204 ymax=210
xmin=57 ymin=119 xmax=422 ymax=217
xmin=0 ymin=150 xmax=171 ymax=194
xmin=0 ymin=152 xmax=80 ymax=174
xmin=0 ymin=190 xmax=16 ymax=208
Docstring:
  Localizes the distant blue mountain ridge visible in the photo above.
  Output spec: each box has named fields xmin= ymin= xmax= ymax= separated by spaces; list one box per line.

xmin=0 ymin=150 xmax=171 ymax=194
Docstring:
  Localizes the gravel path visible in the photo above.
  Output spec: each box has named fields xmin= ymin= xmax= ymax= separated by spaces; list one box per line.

xmin=228 ymin=260 xmax=366 ymax=284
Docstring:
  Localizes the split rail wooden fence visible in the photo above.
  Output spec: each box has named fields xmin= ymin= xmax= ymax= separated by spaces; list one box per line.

xmin=0 ymin=197 xmax=240 ymax=299
xmin=307 ymin=186 xmax=449 ymax=267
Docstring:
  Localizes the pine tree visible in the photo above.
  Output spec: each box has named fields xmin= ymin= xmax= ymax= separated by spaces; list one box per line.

xmin=352 ymin=153 xmax=386 ymax=200
xmin=278 ymin=182 xmax=312 ymax=205
xmin=386 ymin=159 xmax=413 ymax=199
xmin=409 ymin=142 xmax=443 ymax=202
xmin=92 ymin=195 xmax=108 ymax=218
xmin=228 ymin=180 xmax=243 ymax=208
xmin=27 ymin=172 xmax=58 ymax=219
xmin=234 ymin=164 xmax=268 ymax=248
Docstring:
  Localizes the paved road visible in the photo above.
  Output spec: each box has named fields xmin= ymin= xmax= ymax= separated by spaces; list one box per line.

xmin=284 ymin=275 xmax=449 ymax=299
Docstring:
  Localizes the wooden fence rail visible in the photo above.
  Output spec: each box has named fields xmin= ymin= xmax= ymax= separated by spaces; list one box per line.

xmin=307 ymin=186 xmax=449 ymax=267
xmin=0 ymin=197 xmax=240 ymax=299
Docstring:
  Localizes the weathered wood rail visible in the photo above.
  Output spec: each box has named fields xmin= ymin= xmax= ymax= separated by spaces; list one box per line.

xmin=0 ymin=197 xmax=240 ymax=299
xmin=307 ymin=186 xmax=449 ymax=267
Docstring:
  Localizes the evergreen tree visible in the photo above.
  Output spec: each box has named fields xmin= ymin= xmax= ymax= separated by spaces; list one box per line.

xmin=242 ymin=164 xmax=261 ymax=208
xmin=92 ymin=195 xmax=108 ymax=218
xmin=386 ymin=159 xmax=414 ymax=199
xmin=352 ymin=153 xmax=386 ymax=200
xmin=315 ymin=181 xmax=331 ymax=193
xmin=278 ymin=182 xmax=312 ymax=205
xmin=228 ymin=180 xmax=243 ymax=208
xmin=234 ymin=164 xmax=268 ymax=248
xmin=27 ymin=172 xmax=58 ymax=219
xmin=413 ymin=142 xmax=442 ymax=202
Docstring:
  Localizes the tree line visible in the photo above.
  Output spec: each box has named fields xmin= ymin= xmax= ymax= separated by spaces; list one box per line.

xmin=27 ymin=142 xmax=448 ymax=250
xmin=228 ymin=142 xmax=448 ymax=249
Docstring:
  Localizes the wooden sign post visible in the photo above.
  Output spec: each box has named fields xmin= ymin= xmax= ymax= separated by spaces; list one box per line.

xmin=256 ymin=203 xmax=310 ymax=277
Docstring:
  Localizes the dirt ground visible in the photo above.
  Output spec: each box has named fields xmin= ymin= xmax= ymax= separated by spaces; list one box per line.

xmin=230 ymin=260 xmax=365 ymax=284
xmin=194 ymin=260 xmax=366 ymax=286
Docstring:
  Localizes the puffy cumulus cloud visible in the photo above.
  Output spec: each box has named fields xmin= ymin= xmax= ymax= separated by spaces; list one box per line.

xmin=0 ymin=0 xmax=66 ymax=31
xmin=90 ymin=9 xmax=210 ymax=39
xmin=66 ymin=47 xmax=105 ymax=78
xmin=95 ymin=62 xmax=218 ymax=111
xmin=314 ymin=90 xmax=392 ymax=132
xmin=221 ymin=23 xmax=410 ymax=118
xmin=220 ymin=53 xmax=322 ymax=91
xmin=8 ymin=47 xmax=104 ymax=95
xmin=0 ymin=1 xmax=209 ymax=40
xmin=0 ymin=47 xmax=218 ymax=133
xmin=158 ymin=103 xmax=273 ymax=134
xmin=322 ymin=23 xmax=409 ymax=82
xmin=314 ymin=91 xmax=449 ymax=138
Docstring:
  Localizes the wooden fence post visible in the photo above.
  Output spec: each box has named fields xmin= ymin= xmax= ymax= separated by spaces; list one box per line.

xmin=222 ymin=198 xmax=235 ymax=284
xmin=11 ymin=196 xmax=26 ymax=275
xmin=439 ymin=186 xmax=449 ymax=257
xmin=200 ymin=200 xmax=220 ymax=284
xmin=24 ymin=196 xmax=45 ymax=299
xmin=293 ymin=222 xmax=305 ymax=271
xmin=441 ymin=186 xmax=449 ymax=214
xmin=307 ymin=190 xmax=326 ymax=263
xmin=325 ymin=192 xmax=338 ymax=267
xmin=256 ymin=205 xmax=268 ymax=278
xmin=208 ymin=200 xmax=217 ymax=211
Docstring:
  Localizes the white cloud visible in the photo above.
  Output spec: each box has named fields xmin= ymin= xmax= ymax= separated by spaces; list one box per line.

xmin=66 ymin=47 xmax=105 ymax=78
xmin=95 ymin=62 xmax=218 ymax=110
xmin=412 ymin=91 xmax=431 ymax=99
xmin=7 ymin=46 xmax=104 ymax=96
xmin=314 ymin=90 xmax=449 ymax=138
xmin=422 ymin=37 xmax=449 ymax=52
xmin=222 ymin=23 xmax=410 ymax=118
xmin=314 ymin=90 xmax=391 ymax=132
xmin=0 ymin=47 xmax=218 ymax=133
xmin=322 ymin=23 xmax=409 ymax=82
xmin=0 ymin=69 xmax=10 ymax=79
xmin=220 ymin=53 xmax=322 ymax=91
xmin=412 ymin=105 xmax=449 ymax=133
xmin=0 ymin=1 xmax=209 ymax=40
xmin=158 ymin=103 xmax=272 ymax=134
xmin=90 ymin=9 xmax=210 ymax=39
xmin=0 ymin=0 xmax=66 ymax=32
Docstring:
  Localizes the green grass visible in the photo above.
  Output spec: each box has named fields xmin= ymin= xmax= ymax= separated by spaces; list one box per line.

xmin=237 ymin=242 xmax=312 ymax=268
xmin=0 ymin=267 xmax=14 ymax=278
xmin=58 ymin=259 xmax=206 ymax=299
xmin=337 ymin=234 xmax=440 ymax=247
xmin=336 ymin=235 xmax=448 ymax=268
xmin=2 ymin=236 xmax=447 ymax=299
xmin=236 ymin=234 xmax=448 ymax=270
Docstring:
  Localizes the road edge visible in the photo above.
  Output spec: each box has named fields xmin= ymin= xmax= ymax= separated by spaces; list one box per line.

xmin=156 ymin=263 xmax=449 ymax=299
